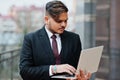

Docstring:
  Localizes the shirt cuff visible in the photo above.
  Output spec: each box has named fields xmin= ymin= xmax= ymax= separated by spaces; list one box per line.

xmin=49 ymin=65 xmax=53 ymax=76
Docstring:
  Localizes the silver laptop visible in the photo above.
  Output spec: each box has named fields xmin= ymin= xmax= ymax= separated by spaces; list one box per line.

xmin=51 ymin=46 xmax=104 ymax=79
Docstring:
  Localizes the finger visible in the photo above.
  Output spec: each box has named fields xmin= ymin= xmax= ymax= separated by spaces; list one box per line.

xmin=80 ymin=69 xmax=85 ymax=78
xmin=65 ymin=64 xmax=76 ymax=74
xmin=75 ymin=73 xmax=81 ymax=80
xmin=87 ymin=72 xmax=91 ymax=79
xmin=67 ymin=64 xmax=76 ymax=72
xmin=76 ymin=74 xmax=81 ymax=80
xmin=66 ymin=67 xmax=76 ymax=74
xmin=65 ymin=68 xmax=74 ymax=75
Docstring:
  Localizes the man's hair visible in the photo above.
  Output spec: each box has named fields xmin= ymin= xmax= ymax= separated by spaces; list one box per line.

xmin=45 ymin=0 xmax=68 ymax=21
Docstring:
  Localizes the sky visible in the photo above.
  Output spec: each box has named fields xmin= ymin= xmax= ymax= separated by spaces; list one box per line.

xmin=0 ymin=0 xmax=74 ymax=15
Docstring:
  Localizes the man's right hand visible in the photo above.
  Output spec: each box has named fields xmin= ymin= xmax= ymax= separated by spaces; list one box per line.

xmin=52 ymin=64 xmax=76 ymax=75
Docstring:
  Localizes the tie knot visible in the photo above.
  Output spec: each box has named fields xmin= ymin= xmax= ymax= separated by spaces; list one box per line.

xmin=51 ymin=35 xmax=57 ymax=39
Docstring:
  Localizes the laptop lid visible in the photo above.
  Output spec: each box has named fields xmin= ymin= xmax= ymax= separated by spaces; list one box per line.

xmin=76 ymin=45 xmax=104 ymax=73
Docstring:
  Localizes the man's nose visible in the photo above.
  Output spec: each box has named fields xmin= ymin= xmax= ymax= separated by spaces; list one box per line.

xmin=61 ymin=22 xmax=66 ymax=26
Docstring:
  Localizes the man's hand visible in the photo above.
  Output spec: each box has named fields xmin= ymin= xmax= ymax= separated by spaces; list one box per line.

xmin=52 ymin=64 xmax=76 ymax=75
xmin=66 ymin=69 xmax=91 ymax=80
xmin=75 ymin=69 xmax=91 ymax=80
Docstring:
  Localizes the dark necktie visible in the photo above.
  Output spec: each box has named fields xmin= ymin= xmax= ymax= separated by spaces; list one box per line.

xmin=51 ymin=35 xmax=61 ymax=64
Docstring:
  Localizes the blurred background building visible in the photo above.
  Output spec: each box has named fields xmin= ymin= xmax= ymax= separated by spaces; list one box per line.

xmin=0 ymin=0 xmax=120 ymax=80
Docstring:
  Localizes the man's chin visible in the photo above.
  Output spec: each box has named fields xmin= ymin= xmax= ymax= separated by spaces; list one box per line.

xmin=57 ymin=31 xmax=64 ymax=34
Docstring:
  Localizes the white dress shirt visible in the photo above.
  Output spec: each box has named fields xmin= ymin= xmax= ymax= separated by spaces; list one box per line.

xmin=45 ymin=26 xmax=62 ymax=76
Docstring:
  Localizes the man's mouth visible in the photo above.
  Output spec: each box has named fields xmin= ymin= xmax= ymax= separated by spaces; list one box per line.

xmin=59 ymin=28 xmax=65 ymax=31
xmin=59 ymin=27 xmax=65 ymax=31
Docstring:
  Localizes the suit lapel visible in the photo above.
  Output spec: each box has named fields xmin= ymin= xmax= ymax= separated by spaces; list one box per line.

xmin=38 ymin=27 xmax=55 ymax=64
xmin=60 ymin=31 xmax=68 ymax=64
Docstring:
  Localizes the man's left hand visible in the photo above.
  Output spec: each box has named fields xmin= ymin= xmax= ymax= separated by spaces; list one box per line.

xmin=66 ymin=69 xmax=91 ymax=80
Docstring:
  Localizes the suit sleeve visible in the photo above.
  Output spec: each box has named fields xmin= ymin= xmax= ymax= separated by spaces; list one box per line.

xmin=19 ymin=34 xmax=50 ymax=80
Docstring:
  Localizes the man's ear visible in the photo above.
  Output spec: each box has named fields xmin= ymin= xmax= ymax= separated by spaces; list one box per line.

xmin=44 ymin=16 xmax=49 ymax=25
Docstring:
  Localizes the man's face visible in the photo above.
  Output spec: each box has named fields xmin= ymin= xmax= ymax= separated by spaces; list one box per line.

xmin=45 ymin=12 xmax=68 ymax=34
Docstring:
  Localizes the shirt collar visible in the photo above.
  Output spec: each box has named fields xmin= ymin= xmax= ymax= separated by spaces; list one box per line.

xmin=45 ymin=26 xmax=60 ymax=39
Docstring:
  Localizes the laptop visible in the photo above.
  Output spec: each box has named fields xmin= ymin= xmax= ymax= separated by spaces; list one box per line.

xmin=51 ymin=46 xmax=104 ymax=79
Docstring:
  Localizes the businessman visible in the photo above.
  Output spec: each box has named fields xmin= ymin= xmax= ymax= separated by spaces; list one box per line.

xmin=19 ymin=0 xmax=91 ymax=80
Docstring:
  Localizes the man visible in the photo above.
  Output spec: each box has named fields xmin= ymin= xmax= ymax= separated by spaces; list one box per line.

xmin=19 ymin=1 xmax=91 ymax=80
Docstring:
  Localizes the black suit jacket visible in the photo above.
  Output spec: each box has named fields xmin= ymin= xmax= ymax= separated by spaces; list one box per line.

xmin=19 ymin=27 xmax=82 ymax=80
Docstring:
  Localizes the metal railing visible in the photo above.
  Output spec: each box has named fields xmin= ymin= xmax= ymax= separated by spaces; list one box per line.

xmin=0 ymin=48 xmax=21 ymax=80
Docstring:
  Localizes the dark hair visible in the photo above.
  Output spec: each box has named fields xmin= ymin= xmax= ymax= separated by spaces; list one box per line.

xmin=45 ymin=0 xmax=68 ymax=21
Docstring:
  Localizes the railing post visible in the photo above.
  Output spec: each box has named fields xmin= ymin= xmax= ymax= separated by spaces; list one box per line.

xmin=10 ymin=51 xmax=13 ymax=80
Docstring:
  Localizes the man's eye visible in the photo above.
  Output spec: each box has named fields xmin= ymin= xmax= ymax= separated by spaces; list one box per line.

xmin=56 ymin=20 xmax=62 ymax=23
xmin=65 ymin=20 xmax=67 ymax=23
xmin=56 ymin=20 xmax=67 ymax=23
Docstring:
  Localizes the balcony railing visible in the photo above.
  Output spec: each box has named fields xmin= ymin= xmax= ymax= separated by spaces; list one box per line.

xmin=0 ymin=48 xmax=22 ymax=80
